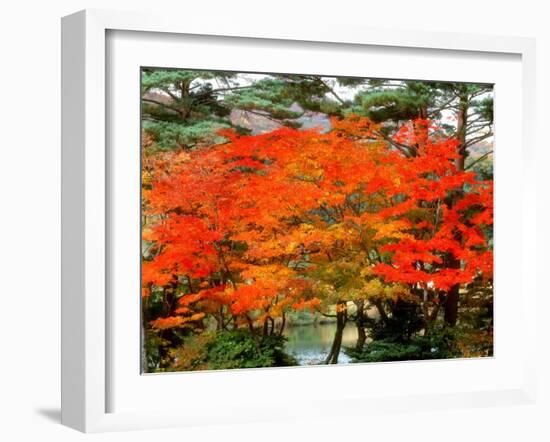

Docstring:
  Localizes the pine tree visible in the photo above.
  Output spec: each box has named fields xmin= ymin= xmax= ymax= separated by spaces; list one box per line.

xmin=352 ymin=80 xmax=494 ymax=325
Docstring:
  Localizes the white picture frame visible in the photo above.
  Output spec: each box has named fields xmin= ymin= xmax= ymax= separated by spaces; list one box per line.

xmin=61 ymin=9 xmax=537 ymax=433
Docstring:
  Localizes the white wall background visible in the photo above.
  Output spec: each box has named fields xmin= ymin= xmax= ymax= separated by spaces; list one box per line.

xmin=0 ymin=1 xmax=547 ymax=441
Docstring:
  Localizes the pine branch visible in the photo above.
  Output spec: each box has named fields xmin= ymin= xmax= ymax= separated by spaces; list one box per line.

xmin=465 ymin=150 xmax=493 ymax=170
xmin=142 ymin=98 xmax=184 ymax=117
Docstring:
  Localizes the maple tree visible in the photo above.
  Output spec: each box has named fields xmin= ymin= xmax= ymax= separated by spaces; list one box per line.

xmin=141 ymin=110 xmax=493 ymax=369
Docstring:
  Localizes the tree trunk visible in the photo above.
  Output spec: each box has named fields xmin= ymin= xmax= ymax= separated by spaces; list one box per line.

xmin=354 ymin=300 xmax=367 ymax=351
xmin=325 ymin=302 xmax=347 ymax=364
xmin=444 ymin=89 xmax=468 ymax=326
xmin=278 ymin=312 xmax=286 ymax=336
xmin=373 ymin=299 xmax=389 ymax=324
xmin=444 ymin=281 xmax=460 ymax=326
xmin=356 ymin=324 xmax=367 ymax=352
xmin=141 ymin=296 xmax=149 ymax=372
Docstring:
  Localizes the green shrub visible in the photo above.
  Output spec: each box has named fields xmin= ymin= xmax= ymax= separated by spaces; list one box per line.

xmin=346 ymin=326 xmax=461 ymax=363
xmin=207 ymin=330 xmax=297 ymax=369
xmin=170 ymin=330 xmax=298 ymax=371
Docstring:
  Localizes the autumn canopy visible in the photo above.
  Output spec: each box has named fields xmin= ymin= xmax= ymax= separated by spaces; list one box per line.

xmin=139 ymin=69 xmax=495 ymax=371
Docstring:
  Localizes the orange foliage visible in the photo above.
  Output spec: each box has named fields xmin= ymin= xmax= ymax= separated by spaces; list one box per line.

xmin=142 ymin=115 xmax=493 ymax=329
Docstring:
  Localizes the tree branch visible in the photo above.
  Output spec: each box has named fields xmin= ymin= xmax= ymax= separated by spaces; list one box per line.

xmin=373 ymin=130 xmax=415 ymax=157
xmin=315 ymin=76 xmax=346 ymax=104
xmin=464 ymin=150 xmax=493 ymax=170
xmin=465 ymin=132 xmax=493 ymax=148
xmin=142 ymin=97 xmax=184 ymax=116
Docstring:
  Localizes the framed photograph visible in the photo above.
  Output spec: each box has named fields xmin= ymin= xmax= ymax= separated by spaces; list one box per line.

xmin=61 ymin=9 xmax=537 ymax=432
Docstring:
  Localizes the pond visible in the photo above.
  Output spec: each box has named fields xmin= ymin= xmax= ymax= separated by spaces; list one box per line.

xmin=283 ymin=323 xmax=358 ymax=365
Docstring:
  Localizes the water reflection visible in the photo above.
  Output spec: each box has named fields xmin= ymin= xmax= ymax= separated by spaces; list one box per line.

xmin=284 ymin=323 xmax=358 ymax=365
